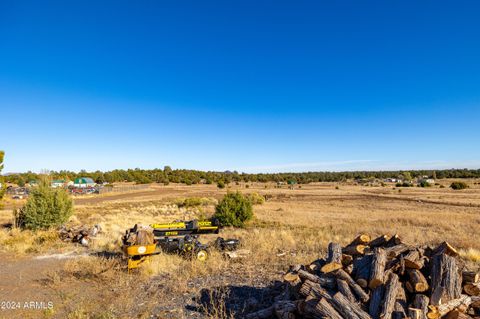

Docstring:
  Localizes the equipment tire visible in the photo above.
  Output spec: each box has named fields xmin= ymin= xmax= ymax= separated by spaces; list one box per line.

xmin=196 ymin=249 xmax=208 ymax=261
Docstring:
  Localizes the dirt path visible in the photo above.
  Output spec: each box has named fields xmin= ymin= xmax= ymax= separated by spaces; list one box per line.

xmin=0 ymin=253 xmax=68 ymax=319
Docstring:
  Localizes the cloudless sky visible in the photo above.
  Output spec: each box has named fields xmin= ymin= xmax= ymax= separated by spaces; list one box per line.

xmin=1 ymin=1 xmax=479 ymax=173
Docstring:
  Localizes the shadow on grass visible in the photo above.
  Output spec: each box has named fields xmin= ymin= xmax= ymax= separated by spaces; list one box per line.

xmin=189 ymin=281 xmax=284 ymax=318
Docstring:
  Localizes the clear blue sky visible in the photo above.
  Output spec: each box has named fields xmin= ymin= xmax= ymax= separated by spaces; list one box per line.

xmin=1 ymin=1 xmax=479 ymax=173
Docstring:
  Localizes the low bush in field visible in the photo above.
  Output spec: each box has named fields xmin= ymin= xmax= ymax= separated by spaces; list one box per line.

xmin=176 ymin=197 xmax=216 ymax=208
xmin=246 ymin=192 xmax=265 ymax=205
xmin=396 ymin=182 xmax=412 ymax=187
xmin=450 ymin=181 xmax=468 ymax=190
xmin=16 ymin=182 xmax=73 ymax=230
xmin=214 ymin=192 xmax=253 ymax=227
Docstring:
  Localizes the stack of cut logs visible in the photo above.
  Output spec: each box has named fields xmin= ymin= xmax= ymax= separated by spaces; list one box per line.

xmin=247 ymin=234 xmax=480 ymax=319
xmin=58 ymin=224 xmax=102 ymax=246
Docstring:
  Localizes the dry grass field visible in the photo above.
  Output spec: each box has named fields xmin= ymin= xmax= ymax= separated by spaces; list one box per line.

xmin=0 ymin=181 xmax=479 ymax=319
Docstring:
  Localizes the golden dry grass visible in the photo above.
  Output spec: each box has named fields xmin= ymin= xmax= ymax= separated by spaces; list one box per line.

xmin=0 ymin=181 xmax=479 ymax=318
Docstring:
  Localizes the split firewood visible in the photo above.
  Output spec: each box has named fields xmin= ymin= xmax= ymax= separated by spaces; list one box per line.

xmin=350 ymin=234 xmax=372 ymax=246
xmin=386 ymin=234 xmax=403 ymax=247
xmin=369 ymin=285 xmax=385 ymax=319
xmin=297 ymin=269 xmax=335 ymax=289
xmin=432 ymin=241 xmax=459 ymax=257
xmin=404 ymin=250 xmax=425 ymax=269
xmin=369 ymin=235 xmax=390 ymax=248
xmin=379 ymin=272 xmax=400 ymax=319
xmin=392 ymin=301 xmax=407 ymax=319
xmin=314 ymin=298 xmax=343 ymax=319
xmin=444 ymin=310 xmax=473 ymax=319
xmin=283 ymin=272 xmax=302 ymax=297
xmin=330 ymin=292 xmax=371 ymax=319
xmin=406 ymin=269 xmax=429 ymax=293
xmin=298 ymin=280 xmax=331 ymax=300
xmin=345 ymin=263 xmax=354 ymax=275
xmin=354 ymin=254 xmax=373 ymax=288
xmin=335 ymin=268 xmax=370 ymax=303
xmin=463 ymin=271 xmax=479 ymax=284
xmin=427 ymin=295 xmax=472 ymax=319
xmin=343 ymin=254 xmax=354 ymax=266
xmin=321 ymin=242 xmax=343 ymax=273
xmin=369 ymin=247 xmax=387 ymax=289
xmin=343 ymin=244 xmax=367 ymax=256
xmin=431 ymin=253 xmax=462 ymax=305
xmin=385 ymin=244 xmax=410 ymax=258
xmin=337 ymin=278 xmax=357 ymax=303
xmin=413 ymin=294 xmax=429 ymax=319
xmin=464 ymin=282 xmax=480 ymax=296
xmin=247 ymin=235 xmax=479 ymax=319
xmin=408 ymin=308 xmax=423 ymax=319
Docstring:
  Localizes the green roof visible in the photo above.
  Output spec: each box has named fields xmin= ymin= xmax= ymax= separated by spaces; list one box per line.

xmin=74 ymin=177 xmax=95 ymax=184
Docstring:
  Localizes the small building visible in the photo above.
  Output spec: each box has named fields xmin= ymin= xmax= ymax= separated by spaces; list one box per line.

xmin=51 ymin=179 xmax=66 ymax=188
xmin=74 ymin=177 xmax=96 ymax=188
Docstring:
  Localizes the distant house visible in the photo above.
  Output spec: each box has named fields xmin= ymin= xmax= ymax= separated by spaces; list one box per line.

xmin=74 ymin=177 xmax=96 ymax=188
xmin=51 ymin=179 xmax=66 ymax=188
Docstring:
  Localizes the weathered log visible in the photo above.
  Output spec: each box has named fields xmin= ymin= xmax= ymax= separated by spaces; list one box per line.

xmin=385 ymin=244 xmax=410 ymax=258
xmin=330 ymin=292 xmax=371 ymax=319
xmin=407 ymin=269 xmax=429 ymax=293
xmin=431 ymin=254 xmax=462 ymax=305
xmin=350 ymin=234 xmax=372 ymax=246
xmin=379 ymin=272 xmax=400 ymax=319
xmin=393 ymin=284 xmax=408 ymax=319
xmin=464 ymin=282 xmax=480 ymax=296
xmin=463 ymin=271 xmax=480 ymax=284
xmin=283 ymin=272 xmax=302 ymax=298
xmin=337 ymin=278 xmax=357 ymax=303
xmin=408 ymin=308 xmax=423 ymax=319
xmin=307 ymin=259 xmax=325 ymax=273
xmin=393 ymin=301 xmax=407 ymax=319
xmin=345 ymin=263 xmax=354 ymax=275
xmin=335 ymin=268 xmax=370 ymax=303
xmin=369 ymin=285 xmax=385 ymax=319
xmin=369 ymin=247 xmax=387 ymax=289
xmin=432 ymin=241 xmax=459 ymax=257
xmin=297 ymin=269 xmax=335 ymax=289
xmin=444 ymin=310 xmax=473 ymax=319
xmin=354 ymin=254 xmax=373 ymax=288
xmin=343 ymin=244 xmax=367 ymax=256
xmin=386 ymin=234 xmax=403 ymax=247
xmin=343 ymin=253 xmax=354 ymax=266
xmin=413 ymin=294 xmax=429 ymax=319
xmin=369 ymin=235 xmax=390 ymax=248
xmin=299 ymin=279 xmax=331 ymax=300
xmin=321 ymin=242 xmax=343 ymax=273
xmin=274 ymin=300 xmax=297 ymax=319
xmin=427 ymin=295 xmax=472 ymax=319
xmin=404 ymin=250 xmax=425 ymax=269
xmin=315 ymin=298 xmax=344 ymax=319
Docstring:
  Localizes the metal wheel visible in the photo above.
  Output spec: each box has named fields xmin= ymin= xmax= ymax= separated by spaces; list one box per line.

xmin=196 ymin=249 xmax=208 ymax=261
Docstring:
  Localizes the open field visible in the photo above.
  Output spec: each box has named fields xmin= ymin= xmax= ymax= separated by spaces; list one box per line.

xmin=0 ymin=181 xmax=479 ymax=318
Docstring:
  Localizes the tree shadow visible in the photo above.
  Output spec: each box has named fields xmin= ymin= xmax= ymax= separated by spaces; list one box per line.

xmin=189 ymin=281 xmax=285 ymax=318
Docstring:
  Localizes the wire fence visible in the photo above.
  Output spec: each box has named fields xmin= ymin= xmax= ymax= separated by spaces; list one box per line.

xmin=98 ymin=184 xmax=150 ymax=194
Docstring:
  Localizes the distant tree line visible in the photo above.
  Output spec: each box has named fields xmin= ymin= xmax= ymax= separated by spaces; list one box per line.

xmin=3 ymin=167 xmax=480 ymax=186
